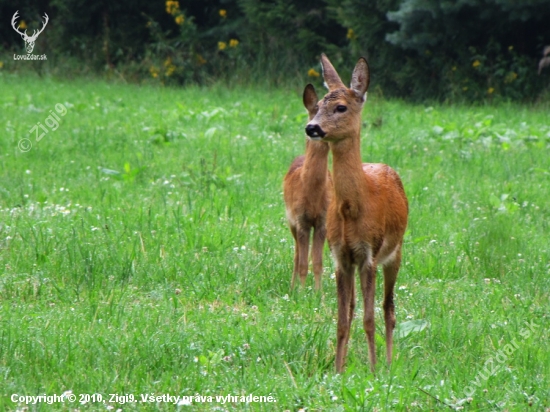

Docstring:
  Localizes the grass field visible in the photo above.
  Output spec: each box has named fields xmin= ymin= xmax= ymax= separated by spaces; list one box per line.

xmin=0 ymin=72 xmax=549 ymax=411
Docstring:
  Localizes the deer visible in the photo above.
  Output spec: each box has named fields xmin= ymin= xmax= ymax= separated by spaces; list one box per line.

xmin=283 ymin=84 xmax=332 ymax=290
xmin=11 ymin=11 xmax=49 ymax=54
xmin=305 ymin=54 xmax=408 ymax=373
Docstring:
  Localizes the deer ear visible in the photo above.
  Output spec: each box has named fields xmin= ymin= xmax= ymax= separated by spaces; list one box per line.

xmin=303 ymin=84 xmax=319 ymax=117
xmin=320 ymin=54 xmax=345 ymax=91
xmin=350 ymin=57 xmax=370 ymax=100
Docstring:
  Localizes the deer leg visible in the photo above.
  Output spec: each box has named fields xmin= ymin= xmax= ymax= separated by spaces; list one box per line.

xmin=311 ymin=223 xmax=326 ymax=291
xmin=343 ymin=275 xmax=355 ymax=365
xmin=290 ymin=224 xmax=299 ymax=289
xmin=382 ymin=247 xmax=401 ymax=365
xmin=359 ymin=259 xmax=377 ymax=373
xmin=296 ymin=225 xmax=311 ymax=287
xmin=335 ymin=263 xmax=355 ymax=373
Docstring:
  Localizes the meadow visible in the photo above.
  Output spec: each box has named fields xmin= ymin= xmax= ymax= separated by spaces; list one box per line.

xmin=0 ymin=73 xmax=548 ymax=411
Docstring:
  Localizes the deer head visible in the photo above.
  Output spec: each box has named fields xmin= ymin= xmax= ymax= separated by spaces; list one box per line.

xmin=306 ymin=54 xmax=370 ymax=142
xmin=12 ymin=11 xmax=49 ymax=54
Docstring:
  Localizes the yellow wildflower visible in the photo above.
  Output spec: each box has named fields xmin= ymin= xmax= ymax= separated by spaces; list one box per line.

xmin=308 ymin=68 xmax=320 ymax=78
xmin=166 ymin=64 xmax=176 ymax=77
xmin=164 ymin=57 xmax=172 ymax=67
xmin=346 ymin=28 xmax=356 ymax=40
xmin=219 ymin=9 xmax=227 ymax=18
xmin=175 ymin=15 xmax=184 ymax=25
xmin=166 ymin=1 xmax=180 ymax=15
xmin=472 ymin=60 xmax=481 ymax=68
xmin=150 ymin=67 xmax=159 ymax=78
xmin=196 ymin=54 xmax=207 ymax=65
xmin=0 ymin=62 xmax=3 ymax=69
xmin=229 ymin=39 xmax=239 ymax=48
xmin=504 ymin=71 xmax=518 ymax=83
xmin=19 ymin=21 xmax=27 ymax=29
xmin=488 ymin=87 xmax=495 ymax=94
xmin=218 ymin=41 xmax=227 ymax=51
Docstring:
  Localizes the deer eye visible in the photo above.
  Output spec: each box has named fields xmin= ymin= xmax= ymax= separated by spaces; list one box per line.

xmin=336 ymin=105 xmax=347 ymax=113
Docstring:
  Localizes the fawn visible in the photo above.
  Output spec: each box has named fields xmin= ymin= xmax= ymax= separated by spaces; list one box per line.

xmin=283 ymin=84 xmax=332 ymax=290
xmin=305 ymin=54 xmax=408 ymax=373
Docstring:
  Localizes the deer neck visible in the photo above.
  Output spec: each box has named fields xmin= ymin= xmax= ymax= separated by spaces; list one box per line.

xmin=330 ymin=134 xmax=366 ymax=208
xmin=302 ymin=139 xmax=329 ymax=188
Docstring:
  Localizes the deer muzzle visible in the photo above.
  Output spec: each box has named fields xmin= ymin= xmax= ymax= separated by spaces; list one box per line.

xmin=305 ymin=124 xmax=326 ymax=139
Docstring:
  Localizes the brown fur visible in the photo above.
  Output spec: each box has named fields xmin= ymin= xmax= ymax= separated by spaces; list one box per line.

xmin=283 ymin=84 xmax=332 ymax=290
xmin=306 ymin=54 xmax=408 ymax=373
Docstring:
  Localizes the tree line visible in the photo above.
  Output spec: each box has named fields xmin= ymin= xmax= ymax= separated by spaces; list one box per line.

xmin=1 ymin=0 xmax=549 ymax=101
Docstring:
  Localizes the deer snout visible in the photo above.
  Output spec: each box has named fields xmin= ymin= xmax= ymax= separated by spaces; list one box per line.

xmin=305 ymin=124 xmax=326 ymax=139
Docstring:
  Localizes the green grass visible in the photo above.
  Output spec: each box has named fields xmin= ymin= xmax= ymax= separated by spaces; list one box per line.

xmin=0 ymin=72 xmax=549 ymax=411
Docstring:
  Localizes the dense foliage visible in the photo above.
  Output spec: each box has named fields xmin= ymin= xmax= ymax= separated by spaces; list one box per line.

xmin=1 ymin=0 xmax=549 ymax=100
xmin=384 ymin=0 xmax=550 ymax=99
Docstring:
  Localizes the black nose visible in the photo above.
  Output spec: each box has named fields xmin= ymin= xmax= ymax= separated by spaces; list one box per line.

xmin=305 ymin=124 xmax=325 ymax=138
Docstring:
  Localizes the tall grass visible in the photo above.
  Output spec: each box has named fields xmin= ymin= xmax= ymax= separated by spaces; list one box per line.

xmin=0 ymin=72 xmax=548 ymax=410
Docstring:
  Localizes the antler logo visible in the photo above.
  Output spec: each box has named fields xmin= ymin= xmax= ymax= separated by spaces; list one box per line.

xmin=11 ymin=10 xmax=49 ymax=54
